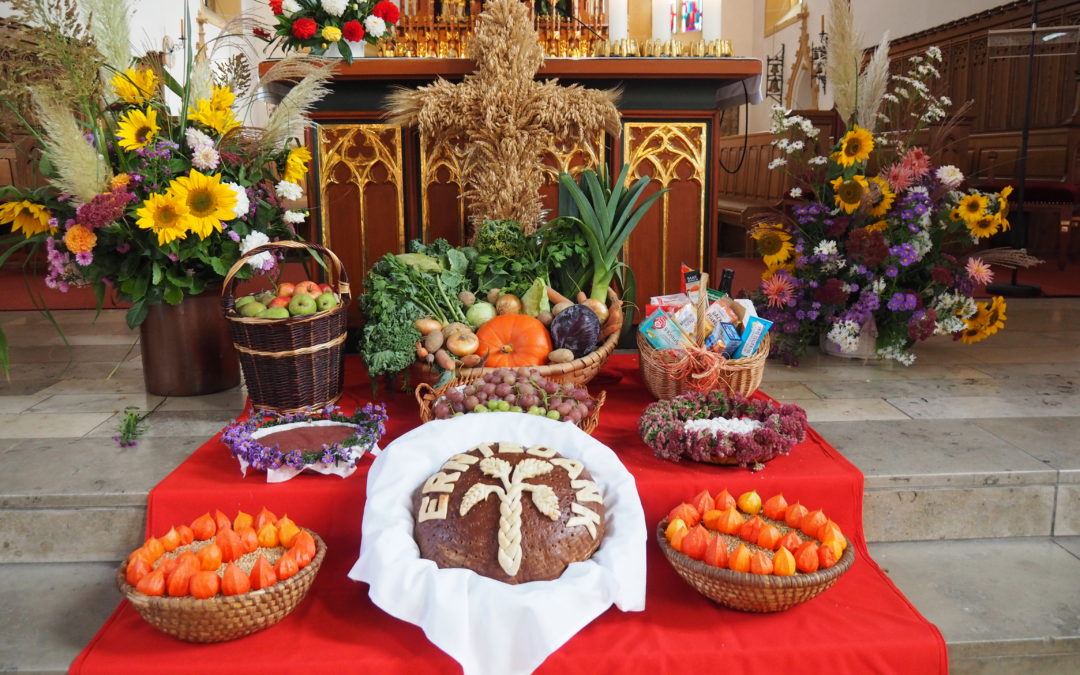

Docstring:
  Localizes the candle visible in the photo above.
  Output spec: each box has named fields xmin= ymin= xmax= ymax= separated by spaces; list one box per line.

xmin=180 ymin=19 xmax=185 ymax=39
xmin=702 ymin=0 xmax=721 ymax=41
xmin=651 ymin=0 xmax=671 ymax=41
xmin=609 ymin=0 xmax=628 ymax=41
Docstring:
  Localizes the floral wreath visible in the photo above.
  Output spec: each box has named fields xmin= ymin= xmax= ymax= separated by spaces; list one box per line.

xmin=639 ymin=391 xmax=807 ymax=466
xmin=222 ymin=403 xmax=387 ymax=472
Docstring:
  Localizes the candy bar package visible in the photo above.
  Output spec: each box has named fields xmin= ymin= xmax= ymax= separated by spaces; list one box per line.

xmin=645 ymin=292 xmax=690 ymax=317
xmin=639 ymin=308 xmax=694 ymax=350
xmin=734 ymin=316 xmax=773 ymax=358
xmin=681 ymin=264 xmax=703 ymax=304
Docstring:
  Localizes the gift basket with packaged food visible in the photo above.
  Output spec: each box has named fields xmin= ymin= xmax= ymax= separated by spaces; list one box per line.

xmin=637 ymin=266 xmax=773 ymax=399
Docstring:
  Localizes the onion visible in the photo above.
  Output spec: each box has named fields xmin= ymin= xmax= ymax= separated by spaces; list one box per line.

xmin=581 ymin=298 xmax=609 ymax=324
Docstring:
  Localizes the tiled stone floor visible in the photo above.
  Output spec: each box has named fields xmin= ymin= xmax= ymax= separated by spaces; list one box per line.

xmin=0 ymin=298 xmax=1078 ymax=673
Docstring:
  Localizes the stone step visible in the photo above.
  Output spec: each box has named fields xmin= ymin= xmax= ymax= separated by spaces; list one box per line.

xmin=4 ymin=537 xmax=1078 ymax=673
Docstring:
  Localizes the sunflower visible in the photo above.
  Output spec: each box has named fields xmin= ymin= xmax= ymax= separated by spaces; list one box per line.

xmin=136 ymin=191 xmax=192 ymax=245
xmin=835 ymin=126 xmax=874 ymax=167
xmin=865 ymin=219 xmax=888 ymax=233
xmin=996 ymin=185 xmax=1013 ymax=231
xmin=208 ymin=85 xmax=236 ymax=111
xmin=110 ymin=67 xmax=158 ymax=105
xmin=167 ymin=170 xmax=237 ymax=238
xmin=831 ymin=175 xmax=870 ymax=214
xmin=967 ymin=213 xmax=1001 ymax=239
xmin=187 ymin=86 xmax=240 ymax=137
xmin=0 ymin=200 xmax=54 ymax=237
xmin=282 ymin=146 xmax=312 ymax=184
xmin=982 ymin=296 xmax=1007 ymax=337
xmin=956 ymin=193 xmax=989 ymax=224
xmin=116 ymin=107 xmax=160 ymax=151
xmin=752 ymin=223 xmax=794 ymax=268
xmin=959 ymin=315 xmax=989 ymax=344
xmin=867 ymin=176 xmax=895 ymax=217
xmin=761 ymin=261 xmax=796 ymax=279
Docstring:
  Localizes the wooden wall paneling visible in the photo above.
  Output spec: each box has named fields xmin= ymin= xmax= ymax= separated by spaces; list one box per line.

xmin=420 ymin=134 xmax=468 ymax=246
xmin=538 ymin=132 xmax=608 ymax=221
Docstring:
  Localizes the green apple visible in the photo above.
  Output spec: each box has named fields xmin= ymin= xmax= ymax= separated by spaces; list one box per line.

xmin=258 ymin=306 xmax=290 ymax=319
xmin=239 ymin=301 xmax=266 ymax=317
xmin=254 ymin=291 xmax=276 ymax=306
xmin=288 ymin=293 xmax=317 ymax=316
xmin=234 ymin=295 xmax=255 ymax=310
xmin=315 ymin=292 xmax=338 ymax=312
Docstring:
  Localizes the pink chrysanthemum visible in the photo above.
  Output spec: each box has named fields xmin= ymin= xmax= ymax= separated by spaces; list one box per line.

xmin=885 ymin=163 xmax=914 ymax=192
xmin=901 ymin=147 xmax=932 ymax=179
xmin=965 ymin=257 xmax=994 ymax=285
xmin=761 ymin=273 xmax=796 ymax=308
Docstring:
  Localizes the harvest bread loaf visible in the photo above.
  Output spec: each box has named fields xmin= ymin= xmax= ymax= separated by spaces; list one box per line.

xmin=413 ymin=441 xmax=606 ymax=584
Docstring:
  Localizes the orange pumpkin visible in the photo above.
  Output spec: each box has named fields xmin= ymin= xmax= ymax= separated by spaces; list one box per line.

xmin=713 ymin=488 xmax=736 ymax=511
xmin=126 ymin=556 xmax=151 ymax=586
xmin=190 ymin=570 xmax=220 ymax=599
xmin=762 ymin=493 xmax=788 ymax=520
xmin=135 ymin=568 xmax=166 ymax=596
xmin=275 ymin=551 xmax=300 ymax=580
xmin=253 ymin=507 xmax=278 ymax=532
xmin=176 ymin=524 xmax=195 ymax=546
xmin=249 ymin=555 xmax=278 ymax=590
xmin=475 ymin=314 xmax=552 ymax=368
xmin=160 ymin=527 xmax=181 ymax=552
xmin=216 ymin=528 xmax=244 ymax=563
xmin=222 ymin=563 xmax=250 ymax=596
xmin=197 ymin=543 xmax=223 ymax=571
xmin=191 ymin=513 xmax=216 ymax=540
xmin=773 ymin=546 xmax=797 ymax=576
xmin=703 ymin=534 xmax=729 ymax=568
xmin=166 ymin=563 xmax=195 ymax=597
xmin=750 ymin=550 xmax=774 ymax=575
xmin=237 ymin=526 xmax=259 ymax=554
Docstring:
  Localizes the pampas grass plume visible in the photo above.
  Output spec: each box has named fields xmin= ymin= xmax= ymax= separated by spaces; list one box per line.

xmin=258 ymin=58 xmax=337 ymax=152
xmin=826 ymin=0 xmax=860 ymax=126
xmin=858 ymin=31 xmax=891 ymax=132
xmin=30 ymin=89 xmax=111 ymax=203
xmin=82 ymin=0 xmax=132 ymax=77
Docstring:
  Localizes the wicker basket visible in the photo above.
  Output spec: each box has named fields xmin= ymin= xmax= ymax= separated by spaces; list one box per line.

xmin=415 ymin=377 xmax=608 ymax=435
xmin=412 ymin=289 xmax=623 ymax=388
xmin=116 ymin=529 xmax=327 ymax=642
xmin=656 ymin=520 xmax=854 ymax=612
xmin=222 ymin=241 xmax=349 ymax=414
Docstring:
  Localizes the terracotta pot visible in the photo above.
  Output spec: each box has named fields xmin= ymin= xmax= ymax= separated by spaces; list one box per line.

xmin=139 ymin=291 xmax=241 ymax=396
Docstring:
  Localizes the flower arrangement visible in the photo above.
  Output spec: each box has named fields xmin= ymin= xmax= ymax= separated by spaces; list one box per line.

xmin=0 ymin=1 xmax=336 ymax=337
xmin=221 ymin=403 xmax=387 ymax=472
xmin=639 ymin=391 xmax=807 ymax=466
xmin=751 ymin=0 xmax=1010 ymax=365
xmin=264 ymin=0 xmax=401 ymax=63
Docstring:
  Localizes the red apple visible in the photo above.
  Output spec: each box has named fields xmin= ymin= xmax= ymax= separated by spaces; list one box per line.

xmin=269 ymin=296 xmax=291 ymax=309
xmin=295 ymin=281 xmax=321 ymax=297
xmin=318 ymin=283 xmax=333 ymax=294
xmin=277 ymin=282 xmax=296 ymax=297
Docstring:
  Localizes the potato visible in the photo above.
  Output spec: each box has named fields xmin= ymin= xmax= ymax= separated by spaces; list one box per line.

xmin=434 ymin=349 xmax=456 ymax=371
xmin=442 ymin=322 xmax=471 ymax=339
xmin=548 ymin=348 xmax=575 ymax=364
xmin=422 ymin=330 xmax=444 ymax=353
xmin=537 ymin=310 xmax=553 ymax=326
xmin=552 ymin=301 xmax=574 ymax=316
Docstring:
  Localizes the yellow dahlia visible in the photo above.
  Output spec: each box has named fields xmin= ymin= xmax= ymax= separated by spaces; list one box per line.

xmin=116 ymin=107 xmax=160 ymax=151
xmin=282 ymin=146 xmax=312 ymax=184
xmin=110 ymin=67 xmax=158 ymax=105
xmin=168 ymin=170 xmax=237 ymax=239
xmin=136 ymin=191 xmax=192 ymax=245
xmin=835 ymin=126 xmax=874 ymax=167
xmin=752 ymin=223 xmax=794 ymax=268
xmin=967 ymin=213 xmax=1001 ymax=239
xmin=831 ymin=175 xmax=870 ymax=214
xmin=63 ymin=224 xmax=97 ymax=254
xmin=867 ymin=177 xmax=895 ymax=217
xmin=956 ymin=193 xmax=989 ymax=224
xmin=0 ymin=200 xmax=54 ymax=237
xmin=322 ymin=25 xmax=342 ymax=42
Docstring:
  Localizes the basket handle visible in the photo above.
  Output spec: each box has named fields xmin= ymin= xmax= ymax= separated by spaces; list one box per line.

xmin=221 ymin=240 xmax=351 ymax=307
xmin=414 ymin=381 xmax=437 ymax=409
xmin=694 ymin=272 xmax=710 ymax=347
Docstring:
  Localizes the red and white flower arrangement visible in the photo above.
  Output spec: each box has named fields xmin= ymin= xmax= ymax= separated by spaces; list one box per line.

xmin=263 ymin=0 xmax=401 ymax=63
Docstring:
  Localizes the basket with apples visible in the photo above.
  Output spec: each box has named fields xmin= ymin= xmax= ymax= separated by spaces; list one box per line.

xmin=222 ymin=241 xmax=350 ymax=413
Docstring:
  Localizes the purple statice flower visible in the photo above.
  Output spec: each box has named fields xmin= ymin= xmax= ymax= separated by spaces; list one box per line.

xmin=228 ymin=230 xmax=241 ymax=242
xmin=889 ymin=243 xmax=919 ymax=266
xmin=116 ymin=242 xmax=131 ymax=253
xmin=167 ymin=252 xmax=179 ymax=262
xmin=807 ymin=310 xmax=819 ymax=320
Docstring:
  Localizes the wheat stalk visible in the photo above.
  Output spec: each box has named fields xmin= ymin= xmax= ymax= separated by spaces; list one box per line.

xmin=31 ymin=88 xmax=111 ymax=202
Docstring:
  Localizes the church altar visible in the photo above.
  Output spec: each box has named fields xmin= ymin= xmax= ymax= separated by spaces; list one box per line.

xmin=260 ymin=56 xmax=762 ymax=324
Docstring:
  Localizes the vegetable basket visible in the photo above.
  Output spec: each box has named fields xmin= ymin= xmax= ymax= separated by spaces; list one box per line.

xmin=637 ymin=274 xmax=768 ymax=400
xmin=116 ymin=528 xmax=327 ymax=643
xmin=415 ymin=377 xmax=608 ymax=435
xmin=414 ymin=289 xmax=623 ymax=387
xmin=656 ymin=520 xmax=854 ymax=613
xmin=222 ymin=241 xmax=349 ymax=414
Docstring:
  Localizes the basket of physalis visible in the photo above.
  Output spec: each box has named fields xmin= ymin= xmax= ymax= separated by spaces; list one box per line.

xmin=117 ymin=508 xmax=326 ymax=642
xmin=657 ymin=488 xmax=854 ymax=612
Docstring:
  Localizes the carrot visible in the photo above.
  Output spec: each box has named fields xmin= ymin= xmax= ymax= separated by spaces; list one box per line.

xmin=576 ymin=291 xmax=588 ymax=304
xmin=546 ymin=286 xmax=572 ymax=305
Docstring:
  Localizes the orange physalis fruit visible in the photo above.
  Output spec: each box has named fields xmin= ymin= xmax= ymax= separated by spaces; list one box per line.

xmin=237 ymin=526 xmax=259 ymax=554
xmin=822 ymin=535 xmax=845 ymax=562
xmin=736 ymin=489 xmax=762 ymax=515
xmin=704 ymin=535 xmax=729 ymax=568
xmin=254 ymin=507 xmax=278 ymax=532
xmin=795 ymin=542 xmax=820 ymax=573
xmin=213 ymin=509 xmax=232 ymax=532
xmin=667 ymin=503 xmax=701 ymax=528
xmin=191 ymin=513 xmax=216 ymax=540
xmin=125 ymin=556 xmax=151 ymax=586
xmin=233 ymin=510 xmax=254 ymax=531
xmin=275 ymin=551 xmax=299 ymax=580
xmin=175 ymin=551 xmax=199 ymax=572
xmin=757 ymin=524 xmax=782 ymax=550
xmin=143 ymin=537 xmax=164 ymax=563
xmin=257 ymin=522 xmax=280 ymax=548
xmin=777 ymin=530 xmax=803 ymax=553
xmin=160 ymin=527 xmax=181 ymax=552
xmin=249 ymin=555 xmax=278 ymax=591
xmin=665 ymin=518 xmax=688 ymax=541
xmin=716 ymin=506 xmax=745 ymax=535
xmin=750 ymin=550 xmax=774 ymax=575
xmin=690 ymin=490 xmax=715 ymax=516
xmin=221 ymin=563 xmax=251 ymax=596
xmin=818 ymin=543 xmax=838 ymax=569
xmin=785 ymin=502 xmax=809 ymax=528
xmin=762 ymin=493 xmax=788 ymax=521
xmin=216 ymin=528 xmax=244 ymax=563
xmin=800 ymin=509 xmax=828 ymax=540
xmin=166 ymin=563 xmax=195 ymax=597
xmin=290 ymin=541 xmax=314 ymax=568
xmin=728 ymin=543 xmax=752 ymax=573
xmin=135 ymin=567 xmax=166 ymax=596
xmin=197 ymin=543 xmax=223 ymax=571
xmin=128 ymin=546 xmax=152 ymax=565
xmin=701 ymin=509 xmax=723 ymax=531
xmin=292 ymin=530 xmax=316 ymax=561
xmin=738 ymin=515 xmax=764 ymax=543
xmin=190 ymin=570 xmax=220 ymax=599
xmin=819 ymin=520 xmax=845 ymax=545
xmin=773 ymin=546 xmax=796 ymax=576
xmin=155 ymin=556 xmax=179 ymax=580
xmin=277 ymin=516 xmax=301 ymax=547
xmin=680 ymin=525 xmax=710 ymax=561
xmin=176 ymin=524 xmax=195 ymax=546
xmin=714 ymin=488 xmax=736 ymax=511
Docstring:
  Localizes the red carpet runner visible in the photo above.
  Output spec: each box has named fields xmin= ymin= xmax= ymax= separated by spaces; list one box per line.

xmin=72 ymin=354 xmax=947 ymax=674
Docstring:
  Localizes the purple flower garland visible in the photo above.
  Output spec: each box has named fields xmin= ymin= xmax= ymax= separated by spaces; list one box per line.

xmin=221 ymin=404 xmax=388 ymax=472
xmin=639 ymin=391 xmax=807 ymax=466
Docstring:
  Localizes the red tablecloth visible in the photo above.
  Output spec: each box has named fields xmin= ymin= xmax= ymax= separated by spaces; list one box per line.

xmin=72 ymin=354 xmax=947 ymax=674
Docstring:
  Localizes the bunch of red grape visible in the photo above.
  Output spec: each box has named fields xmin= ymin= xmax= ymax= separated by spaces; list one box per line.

xmin=431 ymin=368 xmax=596 ymax=425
